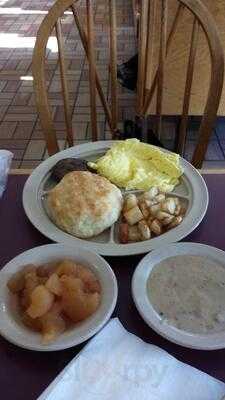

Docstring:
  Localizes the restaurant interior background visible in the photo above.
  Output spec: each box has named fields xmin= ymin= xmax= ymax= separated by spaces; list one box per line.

xmin=1 ymin=1 xmax=225 ymax=399
xmin=0 ymin=0 xmax=224 ymax=168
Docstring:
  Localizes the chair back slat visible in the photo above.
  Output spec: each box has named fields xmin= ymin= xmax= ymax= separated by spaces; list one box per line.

xmin=33 ymin=0 xmax=224 ymax=167
xmin=86 ymin=0 xmax=98 ymax=141
xmin=33 ymin=36 xmax=60 ymax=155
xmin=55 ymin=20 xmax=74 ymax=147
xmin=71 ymin=5 xmax=114 ymax=134
xmin=156 ymin=0 xmax=167 ymax=139
xmin=33 ymin=0 xmax=120 ymax=155
xmin=165 ymin=4 xmax=184 ymax=55
xmin=109 ymin=0 xmax=118 ymax=132
xmin=144 ymin=0 xmax=157 ymax=104
xmin=140 ymin=0 xmax=224 ymax=168
xmin=136 ymin=0 xmax=149 ymax=114
xmin=182 ymin=0 xmax=224 ymax=167
xmin=177 ymin=18 xmax=199 ymax=155
xmin=143 ymin=2 xmax=184 ymax=115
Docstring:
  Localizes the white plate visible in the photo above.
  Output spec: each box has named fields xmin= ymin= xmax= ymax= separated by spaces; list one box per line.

xmin=22 ymin=141 xmax=208 ymax=256
xmin=132 ymin=242 xmax=225 ymax=350
xmin=0 ymin=243 xmax=117 ymax=351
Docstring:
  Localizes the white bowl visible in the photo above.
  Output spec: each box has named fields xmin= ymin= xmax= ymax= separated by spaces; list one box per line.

xmin=0 ymin=244 xmax=118 ymax=351
xmin=132 ymin=243 xmax=225 ymax=350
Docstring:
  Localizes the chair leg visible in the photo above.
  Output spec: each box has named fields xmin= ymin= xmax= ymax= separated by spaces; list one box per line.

xmin=122 ymin=116 xmax=164 ymax=148
xmin=123 ymin=119 xmax=135 ymax=138
xmin=174 ymin=116 xmax=181 ymax=153
xmin=135 ymin=116 xmax=148 ymax=141
xmin=134 ymin=116 xmax=165 ymax=147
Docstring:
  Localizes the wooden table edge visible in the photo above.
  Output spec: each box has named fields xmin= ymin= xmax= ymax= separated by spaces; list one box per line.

xmin=9 ymin=168 xmax=225 ymax=175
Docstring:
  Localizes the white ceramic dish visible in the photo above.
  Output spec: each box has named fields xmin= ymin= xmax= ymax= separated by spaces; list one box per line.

xmin=0 ymin=243 xmax=118 ymax=351
xmin=132 ymin=242 xmax=225 ymax=350
xmin=22 ymin=141 xmax=209 ymax=256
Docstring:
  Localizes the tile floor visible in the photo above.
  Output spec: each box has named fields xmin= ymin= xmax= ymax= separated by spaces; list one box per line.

xmin=0 ymin=0 xmax=225 ymax=168
xmin=0 ymin=0 xmax=137 ymax=168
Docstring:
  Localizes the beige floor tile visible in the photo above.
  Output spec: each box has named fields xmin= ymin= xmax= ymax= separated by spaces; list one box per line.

xmin=105 ymin=132 xmax=113 ymax=140
xmin=24 ymin=140 xmax=46 ymax=160
xmin=76 ymin=92 xmax=102 ymax=107
xmin=13 ymin=121 xmax=36 ymax=139
xmin=0 ymin=93 xmax=15 ymax=100
xmin=8 ymin=106 xmax=37 ymax=114
xmin=0 ymin=121 xmax=17 ymax=138
xmin=0 ymin=98 xmax=12 ymax=106
xmin=86 ymin=122 xmax=106 ymax=140
xmin=31 ymin=130 xmax=44 ymax=139
xmin=11 ymin=149 xmax=25 ymax=160
xmin=20 ymin=160 xmax=42 ymax=168
xmin=0 ymin=106 xmax=8 ymax=119
xmin=72 ymin=110 xmax=106 ymax=122
xmin=72 ymin=114 xmax=92 ymax=122
xmin=18 ymin=86 xmax=34 ymax=93
xmin=0 ymin=0 xmax=137 ymax=168
xmin=72 ymin=123 xmax=88 ymax=140
xmin=74 ymin=139 xmax=89 ymax=145
xmin=3 ymin=114 xmax=37 ymax=122
xmin=11 ymin=160 xmax=21 ymax=168
xmin=0 ymin=139 xmax=28 ymax=149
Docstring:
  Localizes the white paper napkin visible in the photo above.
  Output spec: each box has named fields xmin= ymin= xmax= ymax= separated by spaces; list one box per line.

xmin=39 ymin=318 xmax=225 ymax=400
xmin=0 ymin=150 xmax=13 ymax=198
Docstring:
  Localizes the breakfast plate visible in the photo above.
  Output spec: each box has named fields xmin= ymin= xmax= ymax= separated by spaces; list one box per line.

xmin=0 ymin=243 xmax=118 ymax=351
xmin=132 ymin=242 xmax=225 ymax=350
xmin=23 ymin=141 xmax=208 ymax=256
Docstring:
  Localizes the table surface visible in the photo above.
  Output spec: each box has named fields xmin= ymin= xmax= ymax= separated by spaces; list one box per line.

xmin=145 ymin=0 xmax=225 ymax=116
xmin=1 ymin=173 xmax=225 ymax=400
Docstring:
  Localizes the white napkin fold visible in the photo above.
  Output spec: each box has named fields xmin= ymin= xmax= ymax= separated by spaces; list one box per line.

xmin=39 ymin=318 xmax=225 ymax=400
xmin=0 ymin=150 xmax=13 ymax=198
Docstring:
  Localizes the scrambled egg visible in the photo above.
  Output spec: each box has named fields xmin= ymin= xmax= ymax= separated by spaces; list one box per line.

xmin=88 ymin=139 xmax=183 ymax=192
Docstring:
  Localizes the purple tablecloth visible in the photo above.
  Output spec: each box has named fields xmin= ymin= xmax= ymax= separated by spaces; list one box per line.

xmin=1 ymin=174 xmax=225 ymax=400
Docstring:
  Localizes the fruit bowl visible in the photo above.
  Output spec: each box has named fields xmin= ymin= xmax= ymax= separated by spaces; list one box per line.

xmin=0 ymin=244 xmax=117 ymax=351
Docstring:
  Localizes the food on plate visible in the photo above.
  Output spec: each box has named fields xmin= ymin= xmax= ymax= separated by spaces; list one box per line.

xmin=56 ymin=259 xmax=101 ymax=293
xmin=39 ymin=302 xmax=66 ymax=344
xmin=88 ymin=139 xmax=183 ymax=192
xmin=119 ymin=186 xmax=186 ymax=243
xmin=147 ymin=255 xmax=225 ymax=334
xmin=7 ymin=259 xmax=101 ymax=344
xmin=46 ymin=171 xmax=123 ymax=238
xmin=60 ymin=275 xmax=100 ymax=323
xmin=45 ymin=273 xmax=62 ymax=296
xmin=7 ymin=264 xmax=36 ymax=293
xmin=27 ymin=285 xmax=55 ymax=318
xmin=51 ymin=158 xmax=93 ymax=182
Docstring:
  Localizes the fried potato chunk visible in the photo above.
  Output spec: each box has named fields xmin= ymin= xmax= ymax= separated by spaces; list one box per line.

xmin=38 ymin=276 xmax=48 ymax=285
xmin=7 ymin=271 xmax=25 ymax=294
xmin=26 ymin=285 xmax=54 ymax=319
xmin=25 ymin=270 xmax=39 ymax=291
xmin=21 ymin=313 xmax=42 ymax=332
xmin=45 ymin=273 xmax=62 ymax=296
xmin=7 ymin=259 xmax=101 ymax=344
xmin=39 ymin=302 xmax=66 ymax=344
xmin=56 ymin=259 xmax=77 ymax=277
xmin=60 ymin=275 xmax=100 ymax=323
xmin=36 ymin=262 xmax=58 ymax=278
xmin=7 ymin=264 xmax=36 ymax=294
xmin=20 ymin=270 xmax=40 ymax=309
xmin=75 ymin=264 xmax=101 ymax=294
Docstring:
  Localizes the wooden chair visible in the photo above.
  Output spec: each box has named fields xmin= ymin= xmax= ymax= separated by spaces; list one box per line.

xmin=32 ymin=0 xmax=119 ymax=156
xmin=136 ymin=0 xmax=224 ymax=168
xmin=33 ymin=0 xmax=224 ymax=168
